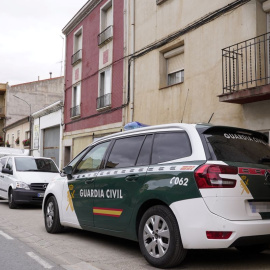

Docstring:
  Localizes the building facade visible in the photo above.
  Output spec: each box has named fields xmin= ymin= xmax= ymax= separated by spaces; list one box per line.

xmin=62 ymin=0 xmax=126 ymax=167
xmin=126 ymin=0 xmax=270 ymax=139
xmin=6 ymin=77 xmax=64 ymax=126
xmin=0 ymin=83 xmax=7 ymax=146
xmin=32 ymin=101 xmax=63 ymax=167
xmin=4 ymin=116 xmax=30 ymax=149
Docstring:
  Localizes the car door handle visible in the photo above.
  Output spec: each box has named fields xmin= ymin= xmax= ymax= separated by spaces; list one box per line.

xmin=125 ymin=175 xmax=139 ymax=182
xmin=85 ymin=178 xmax=95 ymax=184
xmin=0 ymin=175 xmax=4 ymax=178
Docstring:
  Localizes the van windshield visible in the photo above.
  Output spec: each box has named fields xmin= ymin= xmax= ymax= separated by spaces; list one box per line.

xmin=202 ymin=127 xmax=270 ymax=164
xmin=15 ymin=157 xmax=59 ymax=173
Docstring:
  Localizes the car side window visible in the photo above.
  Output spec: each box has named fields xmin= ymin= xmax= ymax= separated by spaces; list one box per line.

xmin=136 ymin=135 xmax=153 ymax=166
xmin=67 ymin=147 xmax=90 ymax=170
xmin=74 ymin=141 xmax=110 ymax=174
xmin=106 ymin=136 xmax=145 ymax=169
xmin=5 ymin=158 xmax=13 ymax=171
xmin=151 ymin=132 xmax=192 ymax=164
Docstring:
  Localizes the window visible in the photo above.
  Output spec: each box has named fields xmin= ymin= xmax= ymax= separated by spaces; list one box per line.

xmin=15 ymin=158 xmax=59 ymax=173
xmin=71 ymin=84 xmax=81 ymax=118
xmin=11 ymin=134 xmax=15 ymax=148
xmin=99 ymin=0 xmax=113 ymax=45
xmin=151 ymin=132 xmax=192 ymax=164
xmin=75 ymin=141 xmax=110 ymax=174
xmin=106 ymin=136 xmax=145 ymax=169
xmin=164 ymin=46 xmax=184 ymax=86
xmin=97 ymin=68 xmax=112 ymax=109
xmin=136 ymin=135 xmax=153 ymax=166
xmin=72 ymin=28 xmax=82 ymax=65
xmin=67 ymin=147 xmax=90 ymax=170
xmin=5 ymin=158 xmax=13 ymax=171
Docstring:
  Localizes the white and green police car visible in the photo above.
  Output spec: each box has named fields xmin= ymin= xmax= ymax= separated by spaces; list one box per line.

xmin=43 ymin=123 xmax=270 ymax=268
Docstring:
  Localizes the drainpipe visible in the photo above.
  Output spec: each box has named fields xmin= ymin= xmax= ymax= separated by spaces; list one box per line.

xmin=130 ymin=0 xmax=135 ymax=122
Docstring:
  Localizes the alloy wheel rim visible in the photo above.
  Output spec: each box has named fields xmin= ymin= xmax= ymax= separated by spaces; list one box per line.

xmin=46 ymin=202 xmax=54 ymax=228
xmin=143 ymin=215 xmax=170 ymax=258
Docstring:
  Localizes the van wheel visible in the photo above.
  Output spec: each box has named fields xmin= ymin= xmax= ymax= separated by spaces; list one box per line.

xmin=8 ymin=189 xmax=17 ymax=209
xmin=138 ymin=205 xmax=187 ymax=268
xmin=44 ymin=196 xmax=63 ymax=233
xmin=236 ymin=244 xmax=268 ymax=254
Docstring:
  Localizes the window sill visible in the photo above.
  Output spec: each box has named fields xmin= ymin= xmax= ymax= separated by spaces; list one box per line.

xmin=96 ymin=105 xmax=111 ymax=112
xmin=156 ymin=0 xmax=169 ymax=5
xmin=70 ymin=115 xmax=81 ymax=120
xmin=159 ymin=81 xmax=184 ymax=90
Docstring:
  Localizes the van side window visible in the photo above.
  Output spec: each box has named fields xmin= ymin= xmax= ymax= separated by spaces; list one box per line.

xmin=152 ymin=132 xmax=192 ymax=164
xmin=136 ymin=135 xmax=153 ymax=166
xmin=106 ymin=136 xmax=145 ymax=169
xmin=74 ymin=141 xmax=110 ymax=174
xmin=6 ymin=158 xmax=13 ymax=171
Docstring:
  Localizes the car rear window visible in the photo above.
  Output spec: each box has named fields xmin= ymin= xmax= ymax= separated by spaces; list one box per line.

xmin=203 ymin=127 xmax=270 ymax=164
xmin=151 ymin=132 xmax=192 ymax=164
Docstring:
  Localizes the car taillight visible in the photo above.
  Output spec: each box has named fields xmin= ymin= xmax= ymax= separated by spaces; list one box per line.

xmin=194 ymin=164 xmax=237 ymax=189
xmin=206 ymin=231 xmax=232 ymax=239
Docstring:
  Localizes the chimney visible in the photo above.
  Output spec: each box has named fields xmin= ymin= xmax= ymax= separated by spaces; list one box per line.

xmin=49 ymin=72 xmax=52 ymax=79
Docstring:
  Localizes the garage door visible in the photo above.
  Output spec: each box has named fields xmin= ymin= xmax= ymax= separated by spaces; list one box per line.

xmin=43 ymin=126 xmax=60 ymax=167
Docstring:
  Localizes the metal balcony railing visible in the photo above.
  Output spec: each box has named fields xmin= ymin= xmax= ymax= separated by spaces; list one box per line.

xmin=70 ymin=105 xmax=81 ymax=118
xmin=98 ymin=25 xmax=113 ymax=46
xmin=97 ymin=93 xmax=111 ymax=109
xmin=71 ymin=49 xmax=82 ymax=65
xmin=222 ymin=32 xmax=270 ymax=93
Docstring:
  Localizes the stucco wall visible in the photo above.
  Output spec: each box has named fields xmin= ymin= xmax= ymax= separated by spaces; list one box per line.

xmin=6 ymin=77 xmax=64 ymax=126
xmin=131 ymin=0 xmax=269 ymax=131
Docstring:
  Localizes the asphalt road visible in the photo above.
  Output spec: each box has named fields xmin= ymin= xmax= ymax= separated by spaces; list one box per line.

xmin=0 ymin=199 xmax=270 ymax=270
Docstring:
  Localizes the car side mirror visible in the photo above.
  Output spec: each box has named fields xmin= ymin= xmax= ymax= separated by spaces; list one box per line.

xmin=63 ymin=166 xmax=73 ymax=180
xmin=2 ymin=168 xmax=13 ymax=175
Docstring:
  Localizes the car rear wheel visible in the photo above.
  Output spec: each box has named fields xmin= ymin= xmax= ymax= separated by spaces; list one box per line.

xmin=138 ymin=205 xmax=187 ymax=268
xmin=8 ymin=189 xmax=17 ymax=209
xmin=44 ymin=196 xmax=63 ymax=233
xmin=236 ymin=244 xmax=268 ymax=254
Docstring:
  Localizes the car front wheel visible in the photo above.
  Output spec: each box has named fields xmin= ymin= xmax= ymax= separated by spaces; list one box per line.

xmin=8 ymin=189 xmax=17 ymax=209
xmin=44 ymin=196 xmax=63 ymax=233
xmin=138 ymin=205 xmax=187 ymax=268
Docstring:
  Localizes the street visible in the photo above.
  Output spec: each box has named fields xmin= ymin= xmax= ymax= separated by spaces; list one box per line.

xmin=0 ymin=199 xmax=270 ymax=270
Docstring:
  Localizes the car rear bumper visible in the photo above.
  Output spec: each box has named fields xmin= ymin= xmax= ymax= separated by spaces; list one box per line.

xmin=13 ymin=189 xmax=44 ymax=205
xmin=170 ymin=198 xmax=270 ymax=249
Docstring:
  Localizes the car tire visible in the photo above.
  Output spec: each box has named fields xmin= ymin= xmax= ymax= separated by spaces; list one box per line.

xmin=8 ymin=189 xmax=17 ymax=209
xmin=44 ymin=196 xmax=64 ymax=233
xmin=138 ymin=205 xmax=187 ymax=268
xmin=236 ymin=244 xmax=268 ymax=254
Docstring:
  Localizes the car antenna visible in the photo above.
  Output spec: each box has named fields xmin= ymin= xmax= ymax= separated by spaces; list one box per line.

xmin=208 ymin=113 xmax=214 ymax=123
xmin=181 ymin=89 xmax=189 ymax=123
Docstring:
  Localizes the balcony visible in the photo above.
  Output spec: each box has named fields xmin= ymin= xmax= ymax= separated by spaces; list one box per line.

xmin=70 ymin=105 xmax=81 ymax=118
xmin=219 ymin=32 xmax=270 ymax=104
xmin=97 ymin=93 xmax=111 ymax=110
xmin=71 ymin=49 xmax=82 ymax=65
xmin=98 ymin=25 xmax=113 ymax=46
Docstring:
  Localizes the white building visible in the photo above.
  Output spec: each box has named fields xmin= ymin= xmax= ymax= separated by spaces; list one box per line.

xmin=32 ymin=101 xmax=63 ymax=167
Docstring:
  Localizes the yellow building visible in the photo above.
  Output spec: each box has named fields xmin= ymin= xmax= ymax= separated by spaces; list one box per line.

xmin=125 ymin=0 xmax=270 ymax=138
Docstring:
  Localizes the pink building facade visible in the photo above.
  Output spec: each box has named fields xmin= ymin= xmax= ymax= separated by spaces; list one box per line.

xmin=62 ymin=0 xmax=126 ymax=166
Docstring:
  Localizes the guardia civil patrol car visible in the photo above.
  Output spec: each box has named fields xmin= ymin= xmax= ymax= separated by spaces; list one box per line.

xmin=43 ymin=123 xmax=270 ymax=268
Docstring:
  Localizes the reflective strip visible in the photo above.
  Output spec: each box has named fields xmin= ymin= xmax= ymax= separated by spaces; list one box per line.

xmin=93 ymin=207 xmax=123 ymax=217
